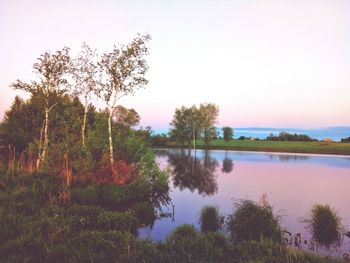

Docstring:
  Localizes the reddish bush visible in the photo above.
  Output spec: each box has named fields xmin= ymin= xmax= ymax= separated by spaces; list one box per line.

xmin=92 ymin=154 xmax=136 ymax=185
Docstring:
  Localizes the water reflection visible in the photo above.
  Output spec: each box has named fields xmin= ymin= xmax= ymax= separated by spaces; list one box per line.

xmin=222 ymin=158 xmax=234 ymax=173
xmin=277 ymin=154 xmax=309 ymax=162
xmin=167 ymin=149 xmax=219 ymax=196
xmin=144 ymin=148 xmax=350 ymax=253
xmin=222 ymin=151 xmax=234 ymax=173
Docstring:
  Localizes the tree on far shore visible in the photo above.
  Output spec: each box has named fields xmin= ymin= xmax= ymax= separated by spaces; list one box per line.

xmin=169 ymin=103 xmax=219 ymax=148
xmin=222 ymin=127 xmax=233 ymax=142
xmin=199 ymin=103 xmax=219 ymax=147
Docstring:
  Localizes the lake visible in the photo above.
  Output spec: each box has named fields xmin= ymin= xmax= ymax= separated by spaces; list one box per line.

xmin=141 ymin=148 xmax=350 ymax=254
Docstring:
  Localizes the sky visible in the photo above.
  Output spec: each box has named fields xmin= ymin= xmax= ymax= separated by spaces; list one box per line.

xmin=1 ymin=0 xmax=350 ymax=132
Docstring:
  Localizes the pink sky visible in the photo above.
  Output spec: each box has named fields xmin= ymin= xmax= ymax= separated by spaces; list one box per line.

xmin=1 ymin=0 xmax=349 ymax=129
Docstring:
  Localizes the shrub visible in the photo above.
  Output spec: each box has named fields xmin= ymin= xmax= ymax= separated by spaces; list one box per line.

xmin=70 ymin=230 xmax=135 ymax=262
xmin=199 ymin=205 xmax=223 ymax=233
xmin=196 ymin=232 xmax=230 ymax=262
xmin=226 ymin=200 xmax=283 ymax=242
xmin=303 ymin=204 xmax=344 ymax=248
xmin=97 ymin=210 xmax=138 ymax=234
xmin=165 ymin=224 xmax=199 ymax=262
xmin=132 ymin=201 xmax=157 ymax=227
xmin=165 ymin=226 xmax=231 ymax=263
xmin=71 ymin=185 xmax=99 ymax=205
xmin=166 ymin=224 xmax=198 ymax=245
xmin=133 ymin=240 xmax=164 ymax=263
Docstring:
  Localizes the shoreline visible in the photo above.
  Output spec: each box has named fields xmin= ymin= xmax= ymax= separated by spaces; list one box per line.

xmin=154 ymin=141 xmax=350 ymax=156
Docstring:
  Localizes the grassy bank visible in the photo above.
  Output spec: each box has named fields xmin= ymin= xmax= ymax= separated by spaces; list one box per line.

xmin=164 ymin=140 xmax=350 ymax=156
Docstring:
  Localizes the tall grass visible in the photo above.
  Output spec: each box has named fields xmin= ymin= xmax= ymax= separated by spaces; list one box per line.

xmin=199 ymin=205 xmax=223 ymax=233
xmin=303 ymin=204 xmax=344 ymax=248
xmin=226 ymin=200 xmax=283 ymax=243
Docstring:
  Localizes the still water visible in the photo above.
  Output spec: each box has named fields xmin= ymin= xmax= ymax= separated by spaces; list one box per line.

xmin=141 ymin=148 xmax=350 ymax=252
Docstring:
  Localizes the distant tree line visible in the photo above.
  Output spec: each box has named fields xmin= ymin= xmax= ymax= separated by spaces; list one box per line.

xmin=266 ymin=132 xmax=315 ymax=142
xmin=150 ymin=127 xmax=325 ymax=147
xmin=341 ymin=137 xmax=350 ymax=143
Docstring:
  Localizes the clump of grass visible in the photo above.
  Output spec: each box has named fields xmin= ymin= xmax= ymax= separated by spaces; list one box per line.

xmin=226 ymin=200 xmax=283 ymax=243
xmin=303 ymin=204 xmax=344 ymax=248
xmin=199 ymin=205 xmax=223 ymax=233
xmin=166 ymin=224 xmax=198 ymax=244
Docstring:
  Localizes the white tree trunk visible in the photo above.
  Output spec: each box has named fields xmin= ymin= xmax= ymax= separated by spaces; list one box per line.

xmin=42 ymin=107 xmax=49 ymax=161
xmin=82 ymin=104 xmax=88 ymax=147
xmin=37 ymin=106 xmax=49 ymax=169
xmin=108 ymin=110 xmax=114 ymax=168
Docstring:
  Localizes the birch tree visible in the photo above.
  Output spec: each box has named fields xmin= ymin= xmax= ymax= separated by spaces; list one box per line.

xmin=71 ymin=43 xmax=98 ymax=147
xmin=11 ymin=47 xmax=71 ymax=168
xmin=98 ymin=34 xmax=150 ymax=169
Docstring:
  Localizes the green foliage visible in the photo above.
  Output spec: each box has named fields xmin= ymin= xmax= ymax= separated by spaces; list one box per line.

xmin=226 ymin=200 xmax=283 ymax=243
xmin=70 ymin=230 xmax=135 ymax=262
xmin=169 ymin=103 xmax=219 ymax=147
xmin=267 ymin=131 xmax=315 ymax=142
xmin=165 ymin=225 xmax=231 ymax=263
xmin=151 ymin=133 xmax=169 ymax=146
xmin=199 ymin=206 xmax=223 ymax=233
xmin=303 ymin=204 xmax=344 ymax=248
xmin=0 ymin=96 xmax=33 ymax=153
xmin=199 ymin=103 xmax=219 ymax=146
xmin=165 ymin=224 xmax=200 ymax=262
xmin=222 ymin=127 xmax=233 ymax=142
xmin=166 ymin=224 xmax=198 ymax=244
xmin=169 ymin=106 xmax=196 ymax=145
xmin=137 ymin=150 xmax=170 ymax=207
xmin=132 ymin=201 xmax=156 ymax=227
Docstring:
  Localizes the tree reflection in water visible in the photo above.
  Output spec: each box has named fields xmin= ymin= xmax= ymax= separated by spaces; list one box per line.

xmin=222 ymin=158 xmax=234 ymax=173
xmin=167 ymin=149 xmax=219 ymax=196
xmin=222 ymin=150 xmax=234 ymax=173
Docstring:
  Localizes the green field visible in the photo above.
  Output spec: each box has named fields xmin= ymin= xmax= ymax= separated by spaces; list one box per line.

xmin=166 ymin=140 xmax=350 ymax=155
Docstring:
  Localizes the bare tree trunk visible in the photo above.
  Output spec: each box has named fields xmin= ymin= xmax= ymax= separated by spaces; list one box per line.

xmin=108 ymin=110 xmax=114 ymax=168
xmin=82 ymin=104 xmax=88 ymax=147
